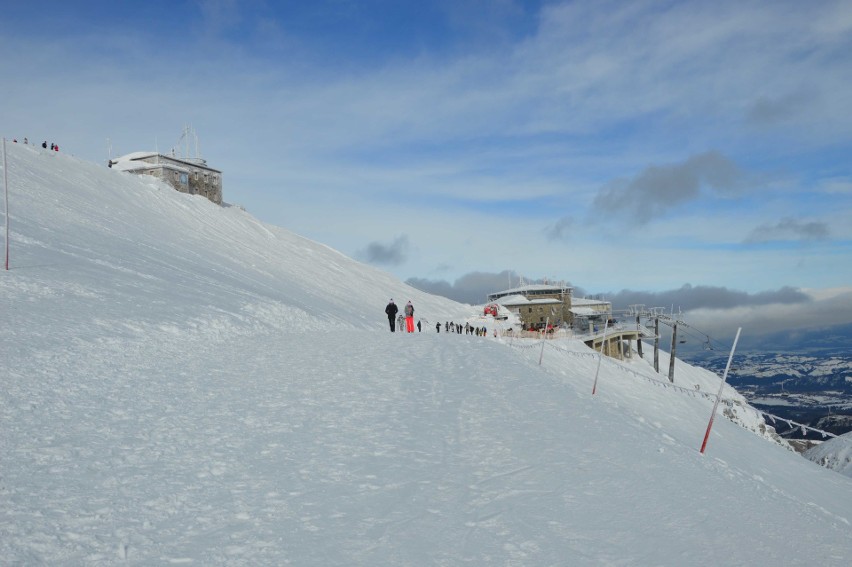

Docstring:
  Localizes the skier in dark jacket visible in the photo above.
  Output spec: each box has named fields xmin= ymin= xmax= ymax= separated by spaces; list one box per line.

xmin=385 ymin=299 xmax=398 ymax=332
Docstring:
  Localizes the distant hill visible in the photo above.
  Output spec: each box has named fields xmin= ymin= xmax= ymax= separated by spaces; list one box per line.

xmin=688 ymin=349 xmax=852 ymax=437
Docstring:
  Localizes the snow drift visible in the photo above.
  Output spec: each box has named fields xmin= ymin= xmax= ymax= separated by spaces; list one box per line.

xmin=805 ymin=432 xmax=852 ymax=478
xmin=2 ymin=143 xmax=852 ymax=565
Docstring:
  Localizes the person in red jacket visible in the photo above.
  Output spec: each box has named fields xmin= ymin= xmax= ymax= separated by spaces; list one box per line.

xmin=404 ymin=301 xmax=415 ymax=333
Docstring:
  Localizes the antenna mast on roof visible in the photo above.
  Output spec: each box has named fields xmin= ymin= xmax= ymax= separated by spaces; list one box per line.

xmin=171 ymin=124 xmax=205 ymax=165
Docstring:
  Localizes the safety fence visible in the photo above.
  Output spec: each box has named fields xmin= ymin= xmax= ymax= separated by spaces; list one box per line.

xmin=758 ymin=411 xmax=840 ymax=440
xmin=504 ymin=336 xmax=846 ymax=445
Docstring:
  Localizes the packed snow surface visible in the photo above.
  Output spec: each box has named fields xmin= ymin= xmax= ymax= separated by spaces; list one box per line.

xmin=805 ymin=432 xmax=852 ymax=478
xmin=2 ymin=143 xmax=852 ymax=565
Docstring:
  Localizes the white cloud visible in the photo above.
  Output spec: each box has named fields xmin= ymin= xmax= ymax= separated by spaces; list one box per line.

xmin=2 ymin=1 xmax=851 ymax=302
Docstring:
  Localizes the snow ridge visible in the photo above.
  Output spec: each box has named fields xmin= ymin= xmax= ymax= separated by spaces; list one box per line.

xmin=2 ymin=144 xmax=852 ymax=565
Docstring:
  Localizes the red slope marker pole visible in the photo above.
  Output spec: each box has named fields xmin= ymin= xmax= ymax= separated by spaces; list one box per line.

xmin=3 ymin=137 xmax=8 ymax=270
xmin=538 ymin=317 xmax=549 ymax=365
xmin=700 ymin=327 xmax=742 ymax=454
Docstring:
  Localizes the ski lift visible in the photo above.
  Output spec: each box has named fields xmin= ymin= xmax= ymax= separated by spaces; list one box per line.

xmin=702 ymin=338 xmax=714 ymax=351
xmin=678 ymin=339 xmax=687 ymax=344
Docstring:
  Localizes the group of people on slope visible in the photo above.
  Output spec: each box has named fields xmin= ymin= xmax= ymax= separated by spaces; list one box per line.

xmin=384 ymin=300 xmax=491 ymax=337
xmin=438 ymin=321 xmax=489 ymax=336
xmin=9 ymin=138 xmax=60 ymax=151
xmin=385 ymin=299 xmax=416 ymax=333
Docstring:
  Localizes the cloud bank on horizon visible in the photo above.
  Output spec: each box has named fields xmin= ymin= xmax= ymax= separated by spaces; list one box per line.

xmin=2 ymin=0 xmax=851 ymax=343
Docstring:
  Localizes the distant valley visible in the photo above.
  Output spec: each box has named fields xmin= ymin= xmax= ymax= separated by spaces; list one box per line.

xmin=686 ymin=349 xmax=852 ymax=439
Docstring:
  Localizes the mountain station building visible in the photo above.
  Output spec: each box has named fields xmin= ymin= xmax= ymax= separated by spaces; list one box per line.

xmin=111 ymin=152 xmax=223 ymax=205
xmin=487 ymin=283 xmax=574 ymax=330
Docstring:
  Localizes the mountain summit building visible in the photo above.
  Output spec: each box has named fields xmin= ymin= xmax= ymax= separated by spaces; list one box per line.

xmin=487 ymin=283 xmax=574 ymax=330
xmin=111 ymin=151 xmax=223 ymax=205
xmin=487 ymin=282 xmax=613 ymax=333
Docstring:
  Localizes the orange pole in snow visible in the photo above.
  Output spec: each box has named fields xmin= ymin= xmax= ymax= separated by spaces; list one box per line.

xmin=700 ymin=327 xmax=742 ymax=454
xmin=3 ymin=137 xmax=8 ymax=271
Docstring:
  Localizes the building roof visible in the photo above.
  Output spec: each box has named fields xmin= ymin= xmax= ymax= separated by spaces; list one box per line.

xmin=488 ymin=283 xmax=572 ymax=301
xmin=570 ymin=307 xmax=601 ymax=317
xmin=496 ymin=294 xmax=563 ymax=307
xmin=111 ymin=160 xmax=152 ymax=173
xmin=492 ymin=294 xmax=527 ymax=306
xmin=113 ymin=152 xmax=221 ymax=173
xmin=112 ymin=157 xmax=190 ymax=174
xmin=114 ymin=151 xmax=158 ymax=162
xmin=492 ymin=283 xmax=571 ymax=295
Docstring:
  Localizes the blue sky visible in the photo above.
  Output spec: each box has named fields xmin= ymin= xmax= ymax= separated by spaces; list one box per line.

xmin=3 ymin=0 xmax=852 ymax=341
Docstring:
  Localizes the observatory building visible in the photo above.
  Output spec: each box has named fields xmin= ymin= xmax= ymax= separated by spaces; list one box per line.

xmin=110 ymin=127 xmax=222 ymax=205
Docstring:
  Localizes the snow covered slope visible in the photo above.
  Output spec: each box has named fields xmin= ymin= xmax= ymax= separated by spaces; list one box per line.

xmin=2 ymin=143 xmax=852 ymax=565
xmin=805 ymin=432 xmax=852 ymax=478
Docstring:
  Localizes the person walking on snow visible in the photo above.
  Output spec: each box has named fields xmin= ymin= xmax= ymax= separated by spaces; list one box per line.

xmin=404 ymin=301 xmax=415 ymax=333
xmin=385 ymin=299 xmax=398 ymax=332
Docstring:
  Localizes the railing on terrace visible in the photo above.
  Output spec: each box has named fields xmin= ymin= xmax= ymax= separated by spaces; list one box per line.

xmin=504 ymin=322 xmax=655 ymax=342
